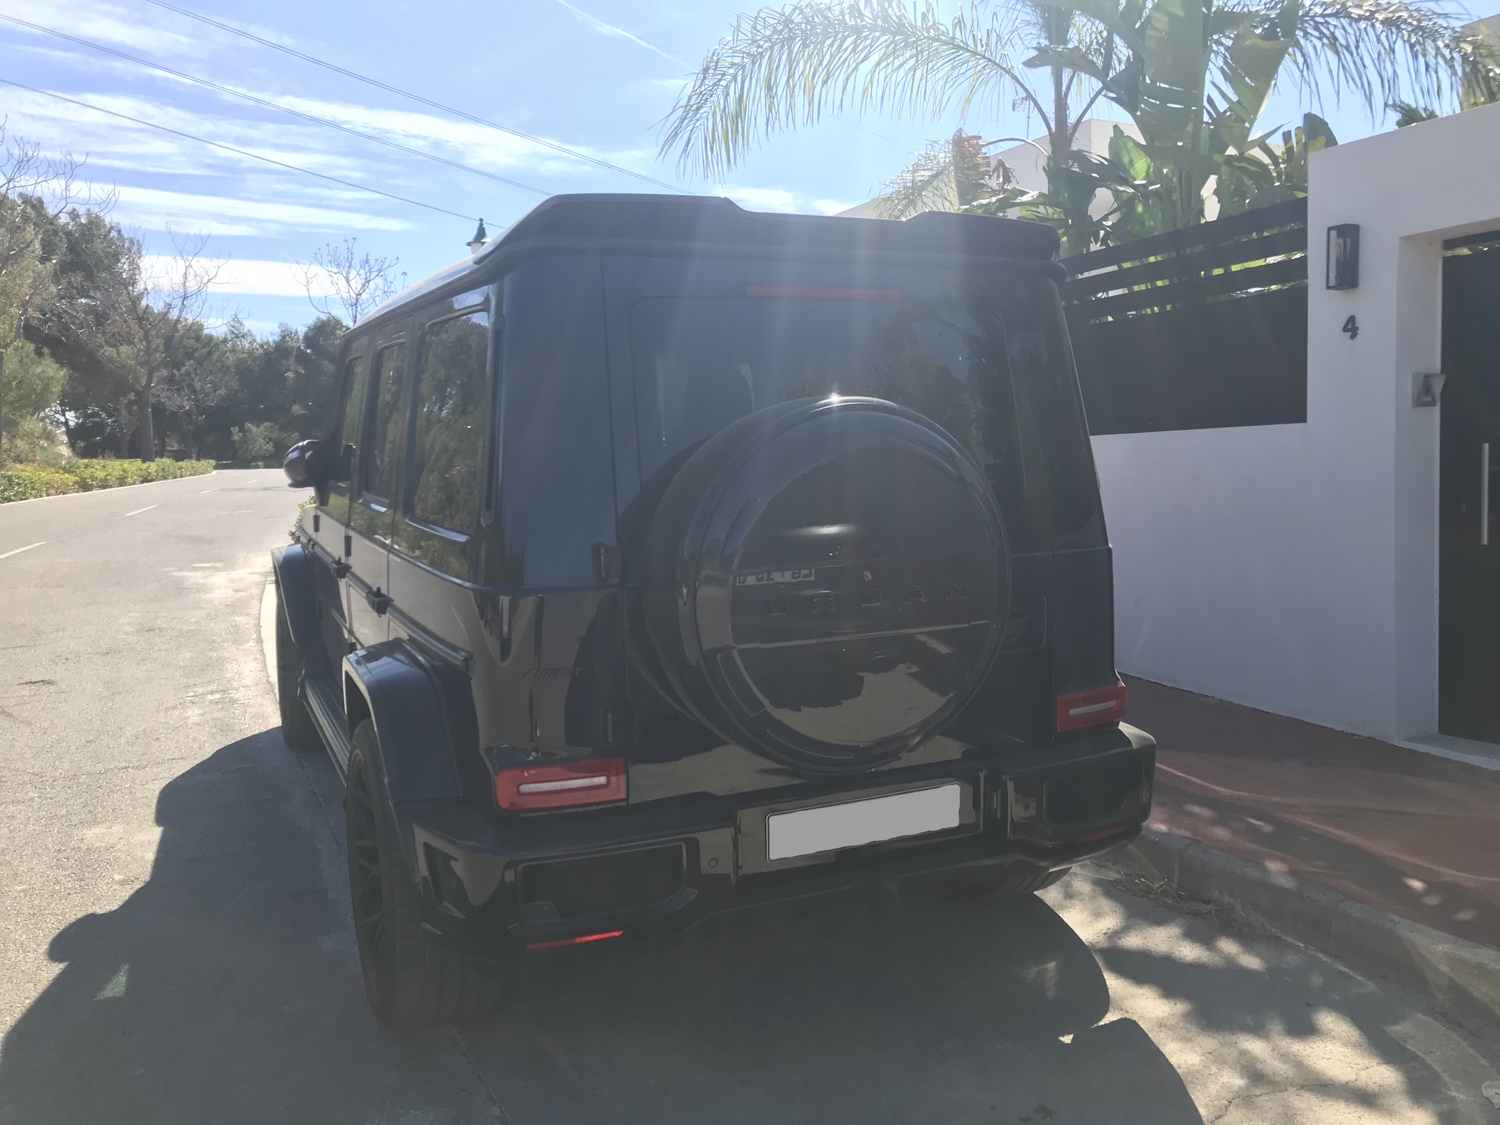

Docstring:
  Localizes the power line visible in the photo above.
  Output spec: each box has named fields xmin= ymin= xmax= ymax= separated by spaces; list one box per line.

xmin=139 ymin=0 xmax=689 ymax=194
xmin=0 ymin=14 xmax=550 ymax=198
xmin=0 ymin=78 xmax=478 ymax=221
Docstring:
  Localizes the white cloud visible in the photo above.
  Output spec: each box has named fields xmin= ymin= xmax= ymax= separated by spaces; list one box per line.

xmin=116 ymin=186 xmax=409 ymax=237
xmin=142 ymin=255 xmax=341 ymax=298
xmin=548 ymin=0 xmax=689 ymax=66
xmin=713 ymin=185 xmax=865 ymax=216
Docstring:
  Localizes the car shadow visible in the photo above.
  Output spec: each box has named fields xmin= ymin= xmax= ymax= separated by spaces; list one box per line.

xmin=470 ymin=883 xmax=1205 ymax=1125
xmin=0 ymin=729 xmax=1207 ymax=1124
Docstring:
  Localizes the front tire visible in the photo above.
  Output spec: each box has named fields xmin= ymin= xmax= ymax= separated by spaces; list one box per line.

xmin=274 ymin=585 xmax=322 ymax=752
xmin=345 ymin=722 xmax=503 ymax=1024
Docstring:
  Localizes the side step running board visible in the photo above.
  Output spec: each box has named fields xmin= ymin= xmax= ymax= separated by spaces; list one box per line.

xmin=302 ymin=674 xmax=351 ymax=776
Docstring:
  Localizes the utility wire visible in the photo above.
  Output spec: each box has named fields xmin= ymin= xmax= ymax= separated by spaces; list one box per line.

xmin=0 ymin=78 xmax=478 ymax=221
xmin=0 ymin=13 xmax=550 ymax=198
xmin=139 ymin=0 xmax=689 ymax=194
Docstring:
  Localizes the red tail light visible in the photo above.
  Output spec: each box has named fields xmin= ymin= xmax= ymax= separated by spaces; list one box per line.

xmin=494 ymin=757 xmax=626 ymax=811
xmin=1056 ymin=682 xmax=1127 ymax=732
xmin=526 ymin=930 xmax=624 ymax=951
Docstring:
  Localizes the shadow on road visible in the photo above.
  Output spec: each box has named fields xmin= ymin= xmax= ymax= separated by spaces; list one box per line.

xmin=0 ymin=729 xmax=1207 ymax=1124
xmin=0 ymin=731 xmax=487 ymax=1125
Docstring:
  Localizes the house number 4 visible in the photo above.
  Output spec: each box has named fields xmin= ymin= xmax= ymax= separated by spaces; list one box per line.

xmin=1342 ymin=315 xmax=1359 ymax=340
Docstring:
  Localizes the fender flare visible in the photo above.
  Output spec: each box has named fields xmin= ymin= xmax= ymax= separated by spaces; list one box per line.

xmin=269 ymin=542 xmax=329 ymax=679
xmin=342 ymin=641 xmax=463 ymax=805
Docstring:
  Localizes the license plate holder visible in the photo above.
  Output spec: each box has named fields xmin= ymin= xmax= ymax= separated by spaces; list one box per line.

xmin=765 ymin=783 xmax=965 ymax=861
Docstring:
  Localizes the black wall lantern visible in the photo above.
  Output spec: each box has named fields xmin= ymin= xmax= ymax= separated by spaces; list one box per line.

xmin=1326 ymin=224 xmax=1360 ymax=290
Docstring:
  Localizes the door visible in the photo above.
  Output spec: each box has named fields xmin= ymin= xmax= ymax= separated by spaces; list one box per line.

xmin=1439 ymin=237 xmax=1500 ymax=742
xmin=346 ymin=330 xmax=409 ymax=648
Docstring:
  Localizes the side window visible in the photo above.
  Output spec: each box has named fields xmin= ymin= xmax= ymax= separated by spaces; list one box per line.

xmin=363 ymin=342 xmax=407 ymax=502
xmin=334 ymin=354 xmax=366 ymax=483
xmin=409 ymin=309 xmax=489 ymax=534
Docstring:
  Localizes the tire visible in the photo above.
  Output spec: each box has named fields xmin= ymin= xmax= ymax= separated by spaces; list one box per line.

xmin=344 ymin=721 xmax=504 ymax=1025
xmin=274 ymin=584 xmax=322 ymax=753
xmin=939 ymin=864 xmax=1070 ymax=901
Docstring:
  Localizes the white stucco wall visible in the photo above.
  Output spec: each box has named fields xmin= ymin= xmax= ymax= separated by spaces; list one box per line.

xmin=1093 ymin=101 xmax=1500 ymax=740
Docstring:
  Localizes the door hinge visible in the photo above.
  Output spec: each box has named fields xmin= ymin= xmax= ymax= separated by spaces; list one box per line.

xmin=592 ymin=542 xmax=623 ymax=583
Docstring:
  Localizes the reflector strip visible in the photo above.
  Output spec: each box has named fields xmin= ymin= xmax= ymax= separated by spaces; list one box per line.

xmin=516 ymin=775 xmax=611 ymax=794
xmin=494 ymin=757 xmax=626 ymax=811
xmin=525 ymin=930 xmax=624 ymax=951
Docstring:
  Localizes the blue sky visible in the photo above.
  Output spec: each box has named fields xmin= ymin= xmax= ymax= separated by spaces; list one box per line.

xmin=0 ymin=0 xmax=1451 ymax=334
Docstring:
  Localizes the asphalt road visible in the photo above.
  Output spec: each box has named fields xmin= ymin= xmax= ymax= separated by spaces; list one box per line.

xmin=0 ymin=470 xmax=1496 ymax=1124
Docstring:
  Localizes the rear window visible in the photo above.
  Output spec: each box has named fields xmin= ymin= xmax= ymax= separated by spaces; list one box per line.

xmin=629 ymin=287 xmax=1025 ymax=519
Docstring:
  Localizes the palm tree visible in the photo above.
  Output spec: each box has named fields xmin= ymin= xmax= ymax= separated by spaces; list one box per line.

xmin=661 ymin=0 xmax=1493 ymax=241
xmin=659 ymin=1 xmax=1122 ymax=194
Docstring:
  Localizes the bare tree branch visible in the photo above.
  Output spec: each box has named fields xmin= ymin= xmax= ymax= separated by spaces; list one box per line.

xmin=295 ymin=238 xmax=402 ymax=327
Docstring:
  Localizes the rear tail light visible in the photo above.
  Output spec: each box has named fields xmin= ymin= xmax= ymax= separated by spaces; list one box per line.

xmin=494 ymin=757 xmax=626 ymax=811
xmin=1056 ymin=682 xmax=1127 ymax=732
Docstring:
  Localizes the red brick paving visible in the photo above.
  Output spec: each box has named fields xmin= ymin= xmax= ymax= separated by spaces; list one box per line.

xmin=1124 ymin=676 xmax=1500 ymax=951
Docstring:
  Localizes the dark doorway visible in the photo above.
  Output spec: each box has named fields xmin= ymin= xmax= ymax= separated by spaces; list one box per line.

xmin=1440 ymin=235 xmax=1500 ymax=742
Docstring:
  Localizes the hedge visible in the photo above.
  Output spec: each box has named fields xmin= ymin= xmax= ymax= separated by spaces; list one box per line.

xmin=0 ymin=459 xmax=215 ymax=504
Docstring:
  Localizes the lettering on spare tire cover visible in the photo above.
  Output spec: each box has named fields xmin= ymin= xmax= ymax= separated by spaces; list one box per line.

xmin=734 ymin=569 xmax=815 ymax=586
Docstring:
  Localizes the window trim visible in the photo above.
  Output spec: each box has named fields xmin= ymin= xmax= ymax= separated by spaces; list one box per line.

xmin=358 ymin=334 xmax=409 ymax=507
xmin=328 ymin=348 xmax=367 ymax=490
xmin=400 ymin=299 xmax=492 ymax=540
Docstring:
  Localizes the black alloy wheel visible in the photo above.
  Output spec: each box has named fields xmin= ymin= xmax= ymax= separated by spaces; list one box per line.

xmin=344 ymin=722 xmax=504 ymax=1024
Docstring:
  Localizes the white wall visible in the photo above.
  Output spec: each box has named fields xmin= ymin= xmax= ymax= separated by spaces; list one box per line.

xmin=1094 ymin=101 xmax=1500 ymax=740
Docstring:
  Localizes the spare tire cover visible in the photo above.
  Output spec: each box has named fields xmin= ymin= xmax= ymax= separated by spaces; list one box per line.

xmin=642 ymin=396 xmax=1009 ymax=773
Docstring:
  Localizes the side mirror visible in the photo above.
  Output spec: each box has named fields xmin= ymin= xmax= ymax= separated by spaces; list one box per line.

xmin=283 ymin=439 xmax=324 ymax=490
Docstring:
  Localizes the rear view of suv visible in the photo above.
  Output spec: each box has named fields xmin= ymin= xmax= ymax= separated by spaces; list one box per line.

xmin=274 ymin=194 xmax=1155 ymax=1023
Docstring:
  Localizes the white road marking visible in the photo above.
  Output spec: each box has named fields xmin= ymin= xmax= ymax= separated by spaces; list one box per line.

xmin=200 ymin=487 xmax=219 ymax=493
xmin=122 ymin=505 xmax=158 ymax=517
xmin=0 ymin=541 xmax=45 ymax=559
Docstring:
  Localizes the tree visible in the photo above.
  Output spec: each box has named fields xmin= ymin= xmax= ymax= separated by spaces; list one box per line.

xmin=296 ymin=239 xmax=403 ymax=327
xmin=49 ymin=228 xmax=223 ymax=461
xmin=0 ymin=126 xmax=99 ymax=455
xmin=660 ymin=1 xmax=1121 ymax=195
xmin=157 ymin=320 xmax=234 ymax=459
xmin=663 ymin=0 xmax=1498 ymax=250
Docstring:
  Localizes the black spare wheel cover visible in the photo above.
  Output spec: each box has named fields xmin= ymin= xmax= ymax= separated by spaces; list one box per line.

xmin=643 ymin=396 xmax=1010 ymax=773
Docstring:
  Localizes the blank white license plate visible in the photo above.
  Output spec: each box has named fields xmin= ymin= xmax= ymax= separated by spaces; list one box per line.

xmin=766 ymin=783 xmax=963 ymax=861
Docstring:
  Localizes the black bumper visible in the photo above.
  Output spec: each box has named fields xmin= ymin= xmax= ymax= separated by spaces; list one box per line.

xmin=400 ymin=724 xmax=1155 ymax=960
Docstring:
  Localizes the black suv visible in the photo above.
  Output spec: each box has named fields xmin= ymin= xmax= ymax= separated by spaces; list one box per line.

xmin=275 ymin=194 xmax=1155 ymax=1024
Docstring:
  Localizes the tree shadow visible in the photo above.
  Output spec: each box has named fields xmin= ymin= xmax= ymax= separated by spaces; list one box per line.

xmin=0 ymin=730 xmax=491 ymax=1125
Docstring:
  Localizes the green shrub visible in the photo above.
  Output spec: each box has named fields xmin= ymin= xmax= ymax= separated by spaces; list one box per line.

xmin=0 ymin=458 xmax=214 ymax=503
xmin=0 ymin=466 xmax=79 ymax=502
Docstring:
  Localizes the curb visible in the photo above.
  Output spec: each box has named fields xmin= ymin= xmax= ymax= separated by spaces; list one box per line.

xmin=1101 ymin=827 xmax=1500 ymax=1032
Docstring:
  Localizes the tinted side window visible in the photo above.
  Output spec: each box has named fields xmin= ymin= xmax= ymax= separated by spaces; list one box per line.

xmin=364 ymin=342 xmax=407 ymax=501
xmin=998 ymin=277 xmax=1105 ymax=549
xmin=334 ymin=353 xmax=366 ymax=483
xmin=410 ymin=309 xmax=489 ymax=534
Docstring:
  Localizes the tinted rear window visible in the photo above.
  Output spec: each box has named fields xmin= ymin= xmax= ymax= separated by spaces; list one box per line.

xmin=629 ymin=289 xmax=1025 ymax=520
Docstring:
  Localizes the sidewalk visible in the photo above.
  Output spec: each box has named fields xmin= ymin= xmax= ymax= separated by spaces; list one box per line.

xmin=1125 ymin=676 xmax=1500 ymax=952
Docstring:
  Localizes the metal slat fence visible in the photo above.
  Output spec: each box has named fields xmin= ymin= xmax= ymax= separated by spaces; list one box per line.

xmin=1061 ymin=198 xmax=1309 ymax=435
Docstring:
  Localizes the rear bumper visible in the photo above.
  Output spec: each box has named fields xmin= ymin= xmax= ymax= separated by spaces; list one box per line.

xmin=401 ymin=724 xmax=1154 ymax=960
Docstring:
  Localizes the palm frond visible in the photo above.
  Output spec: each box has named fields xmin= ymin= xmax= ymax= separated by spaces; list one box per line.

xmin=659 ymin=0 xmax=1052 ymax=181
xmin=1226 ymin=0 xmax=1470 ymax=115
xmin=872 ymin=144 xmax=962 ymax=218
